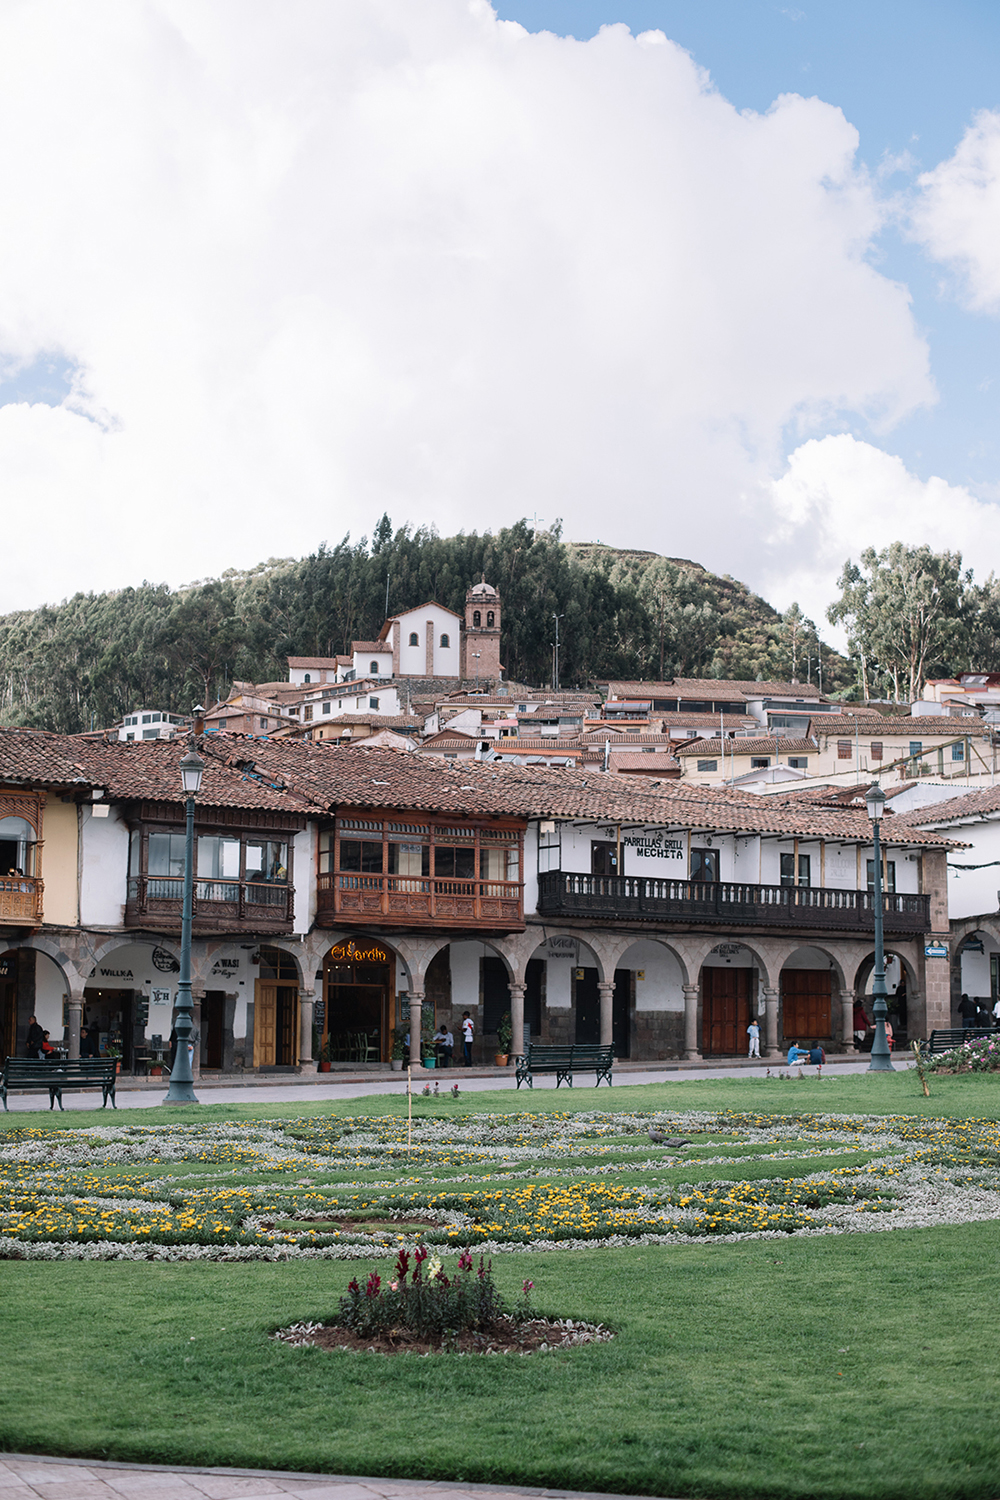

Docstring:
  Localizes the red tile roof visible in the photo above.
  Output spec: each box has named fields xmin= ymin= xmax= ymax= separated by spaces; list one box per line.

xmin=603 ymin=678 xmax=823 ymax=700
xmin=676 ymin=737 xmax=816 ymax=757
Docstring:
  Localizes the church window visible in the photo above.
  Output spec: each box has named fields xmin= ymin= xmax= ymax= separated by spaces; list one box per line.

xmin=409 ymin=632 xmax=419 ymax=646
xmin=440 ymin=634 xmax=449 ymax=648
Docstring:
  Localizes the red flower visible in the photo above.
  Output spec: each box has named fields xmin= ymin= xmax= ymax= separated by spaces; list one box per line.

xmin=365 ymin=1272 xmax=382 ymax=1298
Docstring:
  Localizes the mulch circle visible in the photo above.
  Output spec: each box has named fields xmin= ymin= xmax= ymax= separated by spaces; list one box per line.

xmin=274 ymin=1315 xmax=614 ymax=1355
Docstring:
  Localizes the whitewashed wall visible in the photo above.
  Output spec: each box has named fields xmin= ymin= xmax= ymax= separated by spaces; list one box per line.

xmin=80 ymin=807 xmax=130 ymax=926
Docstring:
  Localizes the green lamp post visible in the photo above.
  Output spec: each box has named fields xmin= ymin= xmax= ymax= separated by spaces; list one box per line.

xmin=865 ymin=782 xmax=894 ymax=1073
xmin=162 ymin=744 xmax=205 ymax=1105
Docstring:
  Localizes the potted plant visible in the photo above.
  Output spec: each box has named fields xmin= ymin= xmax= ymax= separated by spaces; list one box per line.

xmin=495 ymin=1010 xmax=513 ymax=1066
xmin=319 ymin=1037 xmax=332 ymax=1072
xmin=390 ymin=1029 xmax=406 ymax=1071
xmin=106 ymin=1044 xmax=123 ymax=1075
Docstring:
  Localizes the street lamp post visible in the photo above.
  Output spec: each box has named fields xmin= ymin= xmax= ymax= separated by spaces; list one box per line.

xmin=162 ymin=744 xmax=205 ymax=1105
xmin=865 ymin=782 xmax=894 ymax=1073
xmin=552 ymin=613 xmax=564 ymax=692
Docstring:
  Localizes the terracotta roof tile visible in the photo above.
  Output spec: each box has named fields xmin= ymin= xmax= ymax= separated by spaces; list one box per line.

xmin=676 ymin=737 xmax=816 ymax=756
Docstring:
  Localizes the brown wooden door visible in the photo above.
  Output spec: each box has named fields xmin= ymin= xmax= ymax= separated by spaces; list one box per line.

xmin=203 ymin=992 xmax=225 ymax=1069
xmin=702 ymin=968 xmax=751 ymax=1055
xmin=782 ymin=970 xmax=831 ymax=1041
xmin=254 ymin=982 xmax=277 ymax=1067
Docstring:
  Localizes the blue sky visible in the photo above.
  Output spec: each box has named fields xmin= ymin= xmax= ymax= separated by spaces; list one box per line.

xmin=497 ymin=0 xmax=1000 ymax=496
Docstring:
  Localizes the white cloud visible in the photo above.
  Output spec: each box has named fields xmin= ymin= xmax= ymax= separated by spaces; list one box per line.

xmin=911 ymin=109 xmax=1000 ymax=313
xmin=0 ymin=0 xmax=935 ymax=611
xmin=764 ymin=434 xmax=1000 ymax=642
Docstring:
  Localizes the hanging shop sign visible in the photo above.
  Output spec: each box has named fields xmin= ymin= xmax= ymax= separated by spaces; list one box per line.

xmin=328 ymin=940 xmax=389 ymax=965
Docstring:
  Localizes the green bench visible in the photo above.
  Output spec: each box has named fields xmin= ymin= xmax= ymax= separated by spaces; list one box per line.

xmin=923 ymin=1027 xmax=997 ymax=1054
xmin=1 ymin=1057 xmax=118 ymax=1111
xmin=515 ymin=1043 xmax=614 ymax=1089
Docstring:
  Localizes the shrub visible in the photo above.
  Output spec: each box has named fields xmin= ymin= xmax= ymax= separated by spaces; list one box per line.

xmin=926 ymin=1035 xmax=1000 ymax=1073
xmin=337 ymin=1247 xmax=508 ymax=1339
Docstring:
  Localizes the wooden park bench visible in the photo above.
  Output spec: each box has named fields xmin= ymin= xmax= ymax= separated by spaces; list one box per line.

xmin=923 ymin=1027 xmax=998 ymax=1055
xmin=515 ymin=1043 xmax=614 ymax=1090
xmin=1 ymin=1057 xmax=118 ymax=1111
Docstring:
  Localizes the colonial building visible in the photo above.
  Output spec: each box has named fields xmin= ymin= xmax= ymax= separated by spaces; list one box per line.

xmin=0 ymin=732 xmax=957 ymax=1075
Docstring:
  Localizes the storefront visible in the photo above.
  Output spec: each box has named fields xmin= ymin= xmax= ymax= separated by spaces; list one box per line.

xmin=322 ymin=938 xmax=394 ymax=1063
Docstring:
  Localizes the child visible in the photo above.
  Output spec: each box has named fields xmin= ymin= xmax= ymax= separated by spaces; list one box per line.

xmin=746 ymin=1018 xmax=761 ymax=1058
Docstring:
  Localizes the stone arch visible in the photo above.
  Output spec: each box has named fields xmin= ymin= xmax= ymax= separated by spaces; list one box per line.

xmin=951 ymin=925 xmax=1000 ymax=1028
xmin=779 ymin=944 xmax=845 ymax=1048
xmin=609 ymin=936 xmax=689 ymax=1059
xmin=0 ymin=940 xmax=75 ymax=1059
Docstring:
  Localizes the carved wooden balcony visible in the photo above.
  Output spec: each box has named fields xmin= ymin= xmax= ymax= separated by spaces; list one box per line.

xmin=0 ymin=875 xmax=43 ymax=926
xmin=317 ymin=872 xmax=524 ymax=931
xmin=126 ymin=876 xmax=294 ymax=934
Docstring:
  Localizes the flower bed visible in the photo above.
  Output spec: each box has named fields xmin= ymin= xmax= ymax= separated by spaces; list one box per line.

xmin=926 ymin=1035 xmax=1000 ymax=1073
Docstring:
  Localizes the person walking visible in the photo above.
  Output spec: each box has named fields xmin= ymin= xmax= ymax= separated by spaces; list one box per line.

xmin=461 ymin=1010 xmax=474 ymax=1066
xmin=25 ymin=1015 xmax=44 ymax=1058
xmin=746 ymin=1018 xmax=760 ymax=1058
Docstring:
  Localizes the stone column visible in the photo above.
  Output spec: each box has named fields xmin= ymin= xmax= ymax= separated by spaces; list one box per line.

xmin=407 ymin=991 xmax=424 ymax=1070
xmin=598 ymin=981 xmax=615 ymax=1048
xmin=682 ymin=982 xmax=700 ymax=1060
xmin=508 ymin=982 xmax=526 ymax=1060
xmin=299 ymin=989 xmax=317 ymax=1074
xmin=67 ymin=991 xmax=84 ymax=1060
xmin=840 ymin=989 xmax=856 ymax=1052
xmin=763 ymin=987 xmax=780 ymax=1058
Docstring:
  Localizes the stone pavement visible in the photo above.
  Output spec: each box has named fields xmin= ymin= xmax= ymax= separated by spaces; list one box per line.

xmin=0 ymin=1457 xmax=681 ymax=1500
xmin=0 ymin=1057 xmax=883 ymax=1110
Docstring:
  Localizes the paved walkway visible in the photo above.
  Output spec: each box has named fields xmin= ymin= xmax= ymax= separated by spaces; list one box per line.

xmin=2 ymin=1056 xmax=887 ymax=1110
xmin=0 ymin=1456 xmax=681 ymax=1500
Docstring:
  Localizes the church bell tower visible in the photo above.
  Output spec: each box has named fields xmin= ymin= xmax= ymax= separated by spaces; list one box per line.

xmin=461 ymin=579 xmax=501 ymax=684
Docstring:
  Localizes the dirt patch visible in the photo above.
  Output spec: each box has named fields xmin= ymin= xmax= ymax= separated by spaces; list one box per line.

xmin=273 ymin=1315 xmax=614 ymax=1355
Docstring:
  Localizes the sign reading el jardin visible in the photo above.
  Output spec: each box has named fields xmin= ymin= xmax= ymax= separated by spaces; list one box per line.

xmin=328 ymin=940 xmax=389 ymax=965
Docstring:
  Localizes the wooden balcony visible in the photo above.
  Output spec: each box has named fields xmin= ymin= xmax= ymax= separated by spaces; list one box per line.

xmin=0 ymin=875 xmax=43 ymax=927
xmin=126 ymin=876 xmax=294 ymax=934
xmin=536 ymin=871 xmax=930 ymax=935
xmin=317 ymin=872 xmax=524 ymax=931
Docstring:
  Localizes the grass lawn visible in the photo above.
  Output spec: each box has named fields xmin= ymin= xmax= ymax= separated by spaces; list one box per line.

xmin=2 ymin=1227 xmax=999 ymax=1499
xmin=2 ymin=1075 xmax=1000 ymax=1497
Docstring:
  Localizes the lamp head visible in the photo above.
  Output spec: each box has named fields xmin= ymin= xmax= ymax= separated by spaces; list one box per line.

xmin=864 ymin=782 xmax=886 ymax=825
xmin=179 ymin=746 xmax=205 ymax=797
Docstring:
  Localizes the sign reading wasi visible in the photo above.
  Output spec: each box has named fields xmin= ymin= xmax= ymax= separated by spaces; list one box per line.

xmin=621 ymin=832 xmax=684 ymax=860
xmin=328 ymin=940 xmax=389 ymax=965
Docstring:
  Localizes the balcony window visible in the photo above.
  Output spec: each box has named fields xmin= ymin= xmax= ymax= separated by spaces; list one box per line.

xmin=388 ymin=841 xmax=429 ymax=877
xmin=482 ymin=845 xmax=519 ymax=881
xmin=780 ymin=852 xmax=811 ymax=887
xmin=435 ymin=846 xmax=475 ymax=878
xmin=591 ymin=841 xmax=619 ymax=876
xmin=867 ymin=859 xmax=896 ymax=893
xmin=0 ymin=816 xmax=37 ymax=877
xmin=148 ymin=832 xmax=187 ymax=877
xmin=340 ymin=839 xmax=384 ymax=873
xmin=197 ymin=836 xmax=241 ymax=880
xmin=691 ymin=848 xmax=719 ymax=882
xmin=246 ymin=839 xmax=288 ymax=883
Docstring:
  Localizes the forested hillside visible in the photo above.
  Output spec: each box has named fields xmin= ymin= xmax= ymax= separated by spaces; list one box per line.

xmin=0 ymin=518 xmax=848 ymax=733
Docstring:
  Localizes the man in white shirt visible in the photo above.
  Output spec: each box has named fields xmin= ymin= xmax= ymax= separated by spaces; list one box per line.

xmin=461 ymin=1010 xmax=474 ymax=1066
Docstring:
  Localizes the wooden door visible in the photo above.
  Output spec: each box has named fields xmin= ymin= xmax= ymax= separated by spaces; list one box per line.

xmin=254 ymin=982 xmax=277 ymax=1067
xmin=702 ymin=968 xmax=751 ymax=1055
xmin=782 ymin=971 xmax=831 ymax=1041
xmin=575 ymin=968 xmax=600 ymax=1044
xmin=203 ymin=992 xmax=225 ymax=1069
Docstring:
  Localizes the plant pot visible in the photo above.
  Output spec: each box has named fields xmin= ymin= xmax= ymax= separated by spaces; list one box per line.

xmin=149 ymin=1065 xmax=162 ymax=1077
xmin=390 ymin=1058 xmax=403 ymax=1071
xmin=494 ymin=1053 xmax=509 ymax=1067
xmin=423 ymin=1056 xmax=436 ymax=1069
xmin=319 ymin=1061 xmax=331 ymax=1072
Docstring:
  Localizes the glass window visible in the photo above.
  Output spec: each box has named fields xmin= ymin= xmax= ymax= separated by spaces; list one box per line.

xmin=952 ymin=742 xmax=965 ymax=761
xmin=780 ymin=852 xmax=811 ymax=887
xmin=787 ymin=757 xmax=807 ymax=769
xmin=197 ymin=836 xmax=240 ymax=879
xmin=319 ymin=830 xmax=334 ymax=874
xmin=909 ymin=742 xmax=922 ymax=758
xmin=304 ymin=706 xmax=313 ymax=722
xmin=369 ymin=697 xmax=379 ymax=709
xmin=304 ymin=674 xmax=311 ymax=682
xmin=867 ymin=859 xmax=896 ymax=893
xmin=750 ymin=757 xmax=770 ymax=769
xmin=691 ymin=848 xmax=719 ymax=882
xmin=696 ymin=759 xmax=717 ymax=772
xmin=246 ymin=839 xmax=288 ymax=882
xmin=388 ymin=842 xmax=429 ymax=877
xmin=370 ymin=661 xmax=379 ymax=674
xmin=129 ymin=828 xmax=142 ymax=876
xmin=440 ymin=634 xmax=449 ymax=648
xmin=339 ymin=839 xmax=383 ymax=874
xmin=837 ymin=740 xmax=851 ymax=759
xmin=434 ymin=846 xmax=475 ymax=878
xmin=871 ymin=742 xmax=883 ymax=760
xmin=409 ymin=632 xmax=419 ymax=646
xmin=148 ymin=832 xmax=187 ymax=877
xmin=323 ymin=702 xmax=330 ymax=713
xmin=481 ymin=845 xmax=519 ymax=881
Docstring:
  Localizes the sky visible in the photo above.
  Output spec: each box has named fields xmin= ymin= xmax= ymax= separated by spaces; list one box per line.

xmin=2 ymin=0 xmax=1000 ymax=639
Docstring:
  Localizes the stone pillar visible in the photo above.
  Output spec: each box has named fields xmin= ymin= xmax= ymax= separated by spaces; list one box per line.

xmin=840 ymin=989 xmax=856 ymax=1052
xmin=763 ymin=988 xmax=780 ymax=1058
xmin=682 ymin=982 xmax=700 ymax=1060
xmin=598 ymin=981 xmax=615 ymax=1048
xmin=508 ymin=982 xmax=526 ymax=1060
xmin=407 ymin=991 xmax=424 ymax=1069
xmin=299 ymin=989 xmax=317 ymax=1074
xmin=67 ymin=992 xmax=84 ymax=1060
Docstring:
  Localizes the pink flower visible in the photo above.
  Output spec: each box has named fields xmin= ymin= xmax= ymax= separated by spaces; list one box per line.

xmin=457 ymin=1249 xmax=473 ymax=1272
xmin=522 ymin=1280 xmax=534 ymax=1294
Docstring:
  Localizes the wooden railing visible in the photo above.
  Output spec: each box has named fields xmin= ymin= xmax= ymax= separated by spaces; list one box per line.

xmin=536 ymin=871 xmax=930 ymax=933
xmin=317 ymin=871 xmax=523 ymax=929
xmin=126 ymin=876 xmax=293 ymax=931
xmin=0 ymin=875 xmax=43 ymax=926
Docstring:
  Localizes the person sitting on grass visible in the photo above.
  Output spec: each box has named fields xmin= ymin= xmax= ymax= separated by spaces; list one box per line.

xmin=786 ymin=1041 xmax=807 ymax=1067
xmin=808 ymin=1041 xmax=826 ymax=1068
